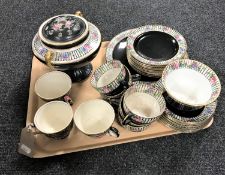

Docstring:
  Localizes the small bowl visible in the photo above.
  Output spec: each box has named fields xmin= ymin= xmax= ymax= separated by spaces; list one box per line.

xmin=120 ymin=82 xmax=166 ymax=125
xmin=91 ymin=60 xmax=131 ymax=96
xmin=162 ymin=59 xmax=221 ymax=107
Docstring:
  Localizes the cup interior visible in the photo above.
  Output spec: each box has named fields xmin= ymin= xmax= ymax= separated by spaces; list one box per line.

xmin=35 ymin=71 xmax=72 ymax=100
xmin=97 ymin=68 xmax=122 ymax=88
xmin=34 ymin=101 xmax=73 ymax=134
xmin=74 ymin=99 xmax=115 ymax=135
xmin=91 ymin=60 xmax=125 ymax=90
xmin=123 ymin=83 xmax=166 ymax=119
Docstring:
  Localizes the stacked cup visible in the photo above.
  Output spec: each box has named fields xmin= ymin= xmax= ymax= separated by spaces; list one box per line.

xmin=91 ymin=60 xmax=132 ymax=104
xmin=118 ymin=82 xmax=166 ymax=132
xmin=159 ymin=59 xmax=221 ymax=133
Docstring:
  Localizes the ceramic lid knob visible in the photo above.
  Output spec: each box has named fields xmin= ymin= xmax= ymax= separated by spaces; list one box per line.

xmin=38 ymin=14 xmax=89 ymax=47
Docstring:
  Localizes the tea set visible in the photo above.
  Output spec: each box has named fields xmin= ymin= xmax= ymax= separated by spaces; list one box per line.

xmin=29 ymin=12 xmax=221 ymax=140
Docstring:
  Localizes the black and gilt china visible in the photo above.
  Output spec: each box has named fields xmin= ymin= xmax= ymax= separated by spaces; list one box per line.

xmin=127 ymin=25 xmax=188 ymax=78
xmin=33 ymin=101 xmax=74 ymax=139
xmin=35 ymin=71 xmax=73 ymax=105
xmin=91 ymin=60 xmax=132 ymax=99
xmin=39 ymin=14 xmax=89 ymax=48
xmin=106 ymin=29 xmax=137 ymax=74
xmin=117 ymin=96 xmax=150 ymax=132
xmin=158 ymin=101 xmax=216 ymax=133
xmin=162 ymin=59 xmax=221 ymax=108
xmin=32 ymin=13 xmax=101 ymax=82
xmin=73 ymin=99 xmax=119 ymax=137
xmin=120 ymin=82 xmax=166 ymax=126
xmin=118 ymin=110 xmax=150 ymax=132
xmin=106 ymin=29 xmax=159 ymax=81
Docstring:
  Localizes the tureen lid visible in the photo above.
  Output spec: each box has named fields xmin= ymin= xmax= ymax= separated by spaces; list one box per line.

xmin=32 ymin=22 xmax=101 ymax=65
xmin=38 ymin=14 xmax=89 ymax=47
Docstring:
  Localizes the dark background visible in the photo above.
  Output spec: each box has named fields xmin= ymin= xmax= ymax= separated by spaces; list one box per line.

xmin=0 ymin=0 xmax=225 ymax=174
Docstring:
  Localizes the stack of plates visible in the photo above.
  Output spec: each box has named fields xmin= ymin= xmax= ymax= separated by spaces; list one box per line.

xmin=127 ymin=25 xmax=188 ymax=78
xmin=158 ymin=101 xmax=217 ymax=133
xmin=158 ymin=58 xmax=221 ymax=133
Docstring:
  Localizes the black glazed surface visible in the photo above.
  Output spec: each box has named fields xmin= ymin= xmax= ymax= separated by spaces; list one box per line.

xmin=112 ymin=38 xmax=160 ymax=81
xmin=163 ymin=92 xmax=204 ymax=117
xmin=42 ymin=15 xmax=87 ymax=43
xmin=134 ymin=31 xmax=179 ymax=60
xmin=113 ymin=37 xmax=137 ymax=74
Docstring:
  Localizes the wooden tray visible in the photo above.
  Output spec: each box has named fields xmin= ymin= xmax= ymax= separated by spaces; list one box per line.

xmin=18 ymin=42 xmax=213 ymax=158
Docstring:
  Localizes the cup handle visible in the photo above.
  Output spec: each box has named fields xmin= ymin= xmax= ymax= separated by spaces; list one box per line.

xmin=121 ymin=80 xmax=129 ymax=89
xmin=75 ymin=11 xmax=84 ymax=17
xmin=64 ymin=95 xmax=73 ymax=105
xmin=27 ymin=123 xmax=42 ymax=135
xmin=44 ymin=51 xmax=54 ymax=69
xmin=107 ymin=127 xmax=120 ymax=138
xmin=121 ymin=113 xmax=133 ymax=125
xmin=132 ymin=74 xmax=141 ymax=82
xmin=119 ymin=97 xmax=133 ymax=125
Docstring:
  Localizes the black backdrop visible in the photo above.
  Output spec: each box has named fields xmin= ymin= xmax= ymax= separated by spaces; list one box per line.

xmin=0 ymin=0 xmax=225 ymax=174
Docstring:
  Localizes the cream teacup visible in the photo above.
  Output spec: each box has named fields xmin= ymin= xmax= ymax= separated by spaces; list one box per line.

xmin=33 ymin=101 xmax=74 ymax=139
xmin=121 ymin=82 xmax=166 ymax=125
xmin=35 ymin=71 xmax=73 ymax=105
xmin=74 ymin=99 xmax=119 ymax=137
xmin=91 ymin=60 xmax=132 ymax=98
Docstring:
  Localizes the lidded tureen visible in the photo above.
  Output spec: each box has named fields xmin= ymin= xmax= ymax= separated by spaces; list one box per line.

xmin=32 ymin=11 xmax=101 ymax=81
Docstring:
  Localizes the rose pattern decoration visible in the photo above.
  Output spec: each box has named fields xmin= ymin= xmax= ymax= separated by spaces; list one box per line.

xmin=42 ymin=15 xmax=87 ymax=43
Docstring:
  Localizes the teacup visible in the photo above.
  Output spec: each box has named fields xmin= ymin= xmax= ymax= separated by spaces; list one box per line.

xmin=120 ymin=82 xmax=166 ymax=125
xmin=74 ymin=99 xmax=119 ymax=137
xmin=91 ymin=60 xmax=132 ymax=98
xmin=35 ymin=71 xmax=73 ymax=105
xmin=33 ymin=101 xmax=74 ymax=139
xmin=117 ymin=102 xmax=150 ymax=132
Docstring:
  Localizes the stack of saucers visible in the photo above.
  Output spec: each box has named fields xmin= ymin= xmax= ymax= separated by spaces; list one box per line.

xmin=159 ymin=59 xmax=221 ymax=133
xmin=117 ymin=81 xmax=166 ymax=132
xmin=159 ymin=101 xmax=217 ymax=133
xmin=126 ymin=25 xmax=188 ymax=78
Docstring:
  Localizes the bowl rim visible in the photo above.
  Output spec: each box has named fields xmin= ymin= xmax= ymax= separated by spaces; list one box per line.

xmin=162 ymin=59 xmax=221 ymax=107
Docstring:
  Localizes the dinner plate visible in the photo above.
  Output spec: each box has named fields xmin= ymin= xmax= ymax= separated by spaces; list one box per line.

xmin=127 ymin=25 xmax=187 ymax=66
xmin=106 ymin=29 xmax=160 ymax=81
